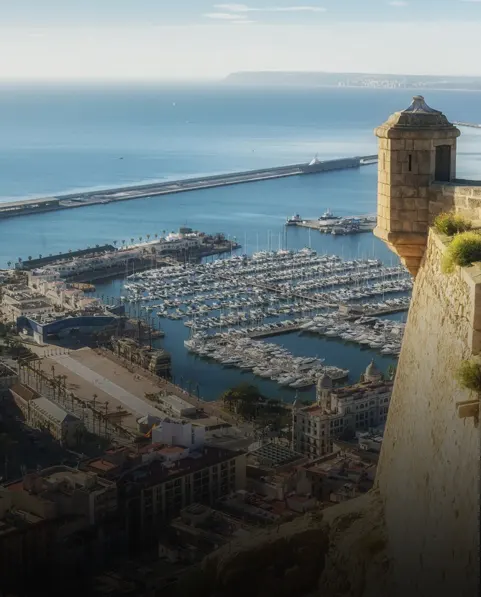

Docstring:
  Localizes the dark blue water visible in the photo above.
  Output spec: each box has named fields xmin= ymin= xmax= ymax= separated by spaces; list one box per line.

xmin=1 ymin=84 xmax=479 ymax=400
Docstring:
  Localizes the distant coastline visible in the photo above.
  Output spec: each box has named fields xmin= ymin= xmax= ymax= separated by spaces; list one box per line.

xmin=224 ymin=71 xmax=481 ymax=92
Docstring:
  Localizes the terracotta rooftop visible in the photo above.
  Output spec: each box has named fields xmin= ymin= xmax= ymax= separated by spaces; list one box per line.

xmin=158 ymin=446 xmax=186 ymax=455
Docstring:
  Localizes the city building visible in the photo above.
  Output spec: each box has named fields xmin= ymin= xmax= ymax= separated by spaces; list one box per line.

xmin=0 ymin=466 xmax=119 ymax=594
xmin=111 ymin=336 xmax=171 ymax=377
xmin=292 ymin=361 xmax=392 ymax=458
xmin=1 ymin=275 xmax=123 ymax=344
xmin=10 ymin=383 xmax=84 ymax=446
xmin=116 ymin=445 xmax=246 ymax=551
xmin=1 ymin=282 xmax=55 ymax=322
xmin=295 ymin=447 xmax=378 ymax=504
xmin=157 ymin=394 xmax=197 ymax=418
xmin=151 ymin=417 xmax=205 ymax=449
xmin=160 ymin=503 xmax=253 ymax=562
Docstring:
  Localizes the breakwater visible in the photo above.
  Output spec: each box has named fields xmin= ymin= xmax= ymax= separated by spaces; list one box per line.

xmin=0 ymin=155 xmax=377 ymax=220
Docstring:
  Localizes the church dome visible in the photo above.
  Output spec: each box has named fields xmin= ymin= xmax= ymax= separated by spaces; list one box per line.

xmin=365 ymin=359 xmax=382 ymax=381
xmin=317 ymin=374 xmax=333 ymax=392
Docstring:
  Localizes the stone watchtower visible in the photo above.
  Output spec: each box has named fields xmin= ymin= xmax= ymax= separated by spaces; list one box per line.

xmin=374 ymin=95 xmax=460 ymax=276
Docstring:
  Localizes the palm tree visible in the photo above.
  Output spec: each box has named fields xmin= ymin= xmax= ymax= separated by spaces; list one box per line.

xmin=131 ymin=238 xmax=134 ymax=245
xmin=38 ymin=254 xmax=42 ymax=259
xmin=28 ymin=256 xmax=32 ymax=261
xmin=146 ymin=234 xmax=150 ymax=241
xmin=113 ymin=240 xmax=117 ymax=247
xmin=7 ymin=261 xmax=11 ymax=268
xmin=18 ymin=257 xmax=22 ymax=264
xmin=122 ymin=240 xmax=126 ymax=247
xmin=154 ymin=234 xmax=158 ymax=239
xmin=139 ymin=236 xmax=143 ymax=243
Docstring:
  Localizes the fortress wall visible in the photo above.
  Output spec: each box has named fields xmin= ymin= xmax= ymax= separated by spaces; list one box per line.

xmin=429 ymin=183 xmax=481 ymax=220
xmin=375 ymin=229 xmax=480 ymax=596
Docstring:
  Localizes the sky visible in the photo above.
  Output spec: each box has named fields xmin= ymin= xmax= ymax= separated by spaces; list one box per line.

xmin=0 ymin=0 xmax=480 ymax=80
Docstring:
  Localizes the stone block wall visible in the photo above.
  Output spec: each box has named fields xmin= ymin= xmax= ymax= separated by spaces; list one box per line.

xmin=375 ymin=229 xmax=480 ymax=596
xmin=429 ymin=181 xmax=481 ymax=221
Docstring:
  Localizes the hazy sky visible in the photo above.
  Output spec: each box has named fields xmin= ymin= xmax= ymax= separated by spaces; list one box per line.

xmin=0 ymin=0 xmax=480 ymax=80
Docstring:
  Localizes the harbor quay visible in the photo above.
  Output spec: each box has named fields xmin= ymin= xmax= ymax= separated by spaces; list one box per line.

xmin=17 ymin=346 xmax=238 ymax=439
xmin=285 ymin=209 xmax=377 ymax=235
xmin=0 ymin=154 xmax=377 ymax=220
xmin=13 ymin=228 xmax=240 ymax=278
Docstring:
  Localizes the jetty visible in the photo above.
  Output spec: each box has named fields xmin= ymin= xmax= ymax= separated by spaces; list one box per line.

xmin=0 ymin=155 xmax=378 ymax=220
xmin=292 ymin=214 xmax=377 ymax=235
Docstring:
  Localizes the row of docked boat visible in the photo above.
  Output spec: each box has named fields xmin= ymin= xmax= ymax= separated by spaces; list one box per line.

xmin=122 ymin=250 xmax=409 ymax=306
xmin=300 ymin=314 xmax=404 ymax=355
xmin=184 ymin=333 xmax=349 ymax=389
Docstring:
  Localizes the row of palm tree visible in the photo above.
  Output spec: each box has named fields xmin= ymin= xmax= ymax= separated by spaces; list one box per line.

xmin=8 ymin=230 xmax=181 ymax=266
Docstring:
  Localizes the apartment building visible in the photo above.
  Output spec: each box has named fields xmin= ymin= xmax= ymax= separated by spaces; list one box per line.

xmin=292 ymin=361 xmax=392 ymax=458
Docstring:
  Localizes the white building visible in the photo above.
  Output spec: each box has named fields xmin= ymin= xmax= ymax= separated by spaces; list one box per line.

xmin=292 ymin=361 xmax=392 ymax=459
xmin=151 ymin=417 xmax=205 ymax=449
xmin=158 ymin=394 xmax=197 ymax=417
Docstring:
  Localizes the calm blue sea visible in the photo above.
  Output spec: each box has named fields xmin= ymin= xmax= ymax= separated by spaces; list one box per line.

xmin=1 ymin=84 xmax=480 ymax=400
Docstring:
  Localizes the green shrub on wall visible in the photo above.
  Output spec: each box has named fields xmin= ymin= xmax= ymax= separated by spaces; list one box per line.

xmin=456 ymin=360 xmax=481 ymax=393
xmin=434 ymin=212 xmax=472 ymax=236
xmin=442 ymin=231 xmax=481 ymax=273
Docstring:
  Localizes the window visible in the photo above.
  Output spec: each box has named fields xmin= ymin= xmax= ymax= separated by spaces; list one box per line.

xmin=435 ymin=145 xmax=451 ymax=182
xmin=408 ymin=154 xmax=412 ymax=172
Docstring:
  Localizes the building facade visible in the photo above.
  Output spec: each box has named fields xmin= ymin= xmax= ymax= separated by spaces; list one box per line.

xmin=116 ymin=445 xmax=246 ymax=551
xmin=11 ymin=383 xmax=84 ymax=447
xmin=292 ymin=362 xmax=392 ymax=458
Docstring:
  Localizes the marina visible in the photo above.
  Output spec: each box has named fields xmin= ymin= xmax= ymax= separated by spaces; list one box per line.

xmin=112 ymin=248 xmax=411 ymax=394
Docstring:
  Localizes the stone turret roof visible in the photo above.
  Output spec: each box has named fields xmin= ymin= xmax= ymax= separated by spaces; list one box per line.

xmin=383 ymin=95 xmax=453 ymax=129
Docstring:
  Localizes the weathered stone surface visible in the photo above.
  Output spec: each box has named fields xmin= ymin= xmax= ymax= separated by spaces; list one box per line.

xmin=376 ymin=231 xmax=480 ymax=597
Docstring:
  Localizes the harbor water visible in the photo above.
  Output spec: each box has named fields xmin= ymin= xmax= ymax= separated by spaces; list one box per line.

xmin=1 ymin=84 xmax=480 ymax=401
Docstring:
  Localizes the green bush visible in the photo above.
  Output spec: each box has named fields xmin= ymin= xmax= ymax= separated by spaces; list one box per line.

xmin=456 ymin=360 xmax=481 ymax=393
xmin=434 ymin=212 xmax=472 ymax=236
xmin=442 ymin=231 xmax=481 ymax=273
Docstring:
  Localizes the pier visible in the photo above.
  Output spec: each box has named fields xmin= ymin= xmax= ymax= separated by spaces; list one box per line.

xmin=0 ymin=155 xmax=378 ymax=220
xmin=292 ymin=214 xmax=377 ymax=235
xmin=453 ymin=122 xmax=481 ymax=129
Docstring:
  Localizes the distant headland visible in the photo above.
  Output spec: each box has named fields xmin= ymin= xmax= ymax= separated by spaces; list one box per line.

xmin=224 ymin=71 xmax=481 ymax=91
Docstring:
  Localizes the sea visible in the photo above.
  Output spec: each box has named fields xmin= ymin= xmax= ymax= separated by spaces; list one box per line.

xmin=1 ymin=83 xmax=480 ymax=401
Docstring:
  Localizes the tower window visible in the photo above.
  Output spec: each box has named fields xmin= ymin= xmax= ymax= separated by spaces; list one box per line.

xmin=408 ymin=154 xmax=412 ymax=172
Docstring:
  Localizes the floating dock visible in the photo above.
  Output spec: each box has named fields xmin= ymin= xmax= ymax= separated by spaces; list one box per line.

xmin=0 ymin=155 xmax=378 ymax=220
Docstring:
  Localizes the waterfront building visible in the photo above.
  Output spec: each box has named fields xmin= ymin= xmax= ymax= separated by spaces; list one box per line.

xmin=292 ymin=361 xmax=392 ymax=458
xmin=111 ymin=336 xmax=171 ymax=377
xmin=10 ymin=383 xmax=85 ymax=447
xmin=0 ymin=282 xmax=55 ymax=322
